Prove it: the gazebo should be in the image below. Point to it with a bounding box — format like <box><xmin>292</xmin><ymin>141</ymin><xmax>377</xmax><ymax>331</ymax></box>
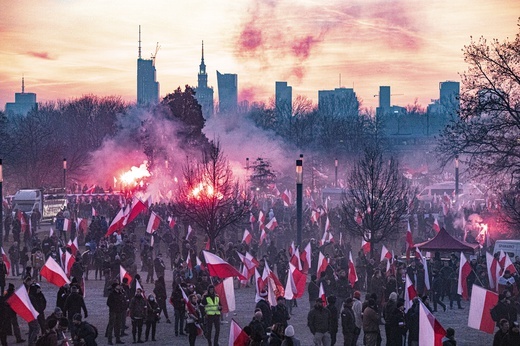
<box><xmin>415</xmin><ymin>228</ymin><xmax>479</xmax><ymax>253</ymax></box>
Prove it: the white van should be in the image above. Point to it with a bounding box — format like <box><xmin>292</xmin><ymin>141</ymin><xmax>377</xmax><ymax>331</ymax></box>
<box><xmin>494</xmin><ymin>240</ymin><xmax>520</xmax><ymax>259</ymax></box>
<box><xmin>416</xmin><ymin>182</ymin><xmax>484</xmax><ymax>202</ymax></box>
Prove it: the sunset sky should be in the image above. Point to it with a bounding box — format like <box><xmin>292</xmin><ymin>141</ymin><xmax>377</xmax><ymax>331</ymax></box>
<box><xmin>1</xmin><ymin>0</ymin><xmax>519</xmax><ymax>111</ymax></box>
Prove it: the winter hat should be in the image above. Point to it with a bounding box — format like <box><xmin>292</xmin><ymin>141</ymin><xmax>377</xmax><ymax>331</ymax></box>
<box><xmin>73</xmin><ymin>313</ymin><xmax>82</xmax><ymax>322</ymax></box>
<box><xmin>259</xmin><ymin>290</ymin><xmax>268</xmax><ymax>298</ymax></box>
<box><xmin>353</xmin><ymin>291</ymin><xmax>361</xmax><ymax>299</ymax></box>
<box><xmin>285</xmin><ymin>325</ymin><xmax>295</xmax><ymax>337</ymax></box>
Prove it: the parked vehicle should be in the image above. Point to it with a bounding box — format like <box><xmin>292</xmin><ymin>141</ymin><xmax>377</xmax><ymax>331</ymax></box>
<box><xmin>494</xmin><ymin>239</ymin><xmax>520</xmax><ymax>259</ymax></box>
<box><xmin>12</xmin><ymin>188</ymin><xmax>67</xmax><ymax>222</ymax></box>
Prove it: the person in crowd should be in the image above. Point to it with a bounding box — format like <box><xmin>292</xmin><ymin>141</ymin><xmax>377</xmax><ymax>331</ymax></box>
<box><xmin>362</xmin><ymin>299</ymin><xmax>380</xmax><ymax>346</ymax></box>
<box><xmin>448</xmin><ymin>271</ymin><xmax>463</xmax><ymax>309</ymax></box>
<box><xmin>31</xmin><ymin>249</ymin><xmax>44</xmax><ymax>281</ymax></box>
<box><xmin>326</xmin><ymin>296</ymin><xmax>339</xmax><ymax>346</ymax></box>
<box><xmin>268</xmin><ymin>323</ymin><xmax>285</xmax><ymax>346</ymax></box>
<box><xmin>432</xmin><ymin>272</ymin><xmax>447</xmax><ymax>312</ymax></box>
<box><xmin>185</xmin><ymin>293</ymin><xmax>202</xmax><ymax>346</ymax></box>
<box><xmin>3</xmin><ymin>283</ymin><xmax>25</xmax><ymax>343</ymax></box>
<box><xmin>72</xmin><ymin>314</ymin><xmax>98</xmax><ymax>346</ymax></box>
<box><xmin>201</xmin><ymin>284</ymin><xmax>222</xmax><ymax>346</ymax></box>
<box><xmin>386</xmin><ymin>300</ymin><xmax>406</xmax><ymax>346</ymax></box>
<box><xmin>281</xmin><ymin>324</ymin><xmax>300</xmax><ymax>346</ymax></box>
<box><xmin>502</xmin><ymin>321</ymin><xmax>520</xmax><ymax>345</ymax></box>
<box><xmin>351</xmin><ymin>291</ymin><xmax>363</xmax><ymax>346</ymax></box>
<box><xmin>0</xmin><ymin>296</ymin><xmax>11</xmax><ymax>346</ymax></box>
<box><xmin>145</xmin><ymin>294</ymin><xmax>160</xmax><ymax>342</ymax></box>
<box><xmin>341</xmin><ymin>297</ymin><xmax>356</xmax><ymax>346</ymax></box>
<box><xmin>256</xmin><ymin>290</ymin><xmax>273</xmax><ymax>330</ymax></box>
<box><xmin>170</xmin><ymin>281</ymin><xmax>186</xmax><ymax>336</ymax></box>
<box><xmin>307</xmin><ymin>298</ymin><xmax>331</xmax><ymax>346</ymax></box>
<box><xmin>29</xmin><ymin>283</ymin><xmax>47</xmax><ymax>336</ymax></box>
<box><xmin>249</xmin><ymin>310</ymin><xmax>267</xmax><ymax>345</ymax></box>
<box><xmin>272</xmin><ymin>296</ymin><xmax>291</xmax><ymax>329</ymax></box>
<box><xmin>308</xmin><ymin>275</ymin><xmax>320</xmax><ymax>309</ymax></box>
<box><xmin>64</xmin><ymin>285</ymin><xmax>88</xmax><ymax>340</ymax></box>
<box><xmin>154</xmin><ymin>253</ymin><xmax>166</xmax><ymax>279</ymax></box>
<box><xmin>491</xmin><ymin>292</ymin><xmax>518</xmax><ymax>327</ymax></box>
<box><xmin>106</xmin><ymin>282</ymin><xmax>126</xmax><ymax>345</ymax></box>
<box><xmin>442</xmin><ymin>327</ymin><xmax>456</xmax><ymax>346</ymax></box>
<box><xmin>493</xmin><ymin>319</ymin><xmax>510</xmax><ymax>346</ymax></box>
<box><xmin>0</xmin><ymin>257</ymin><xmax>7</xmax><ymax>295</ymax></box>
<box><xmin>129</xmin><ymin>287</ymin><xmax>147</xmax><ymax>343</ymax></box>
<box><xmin>153</xmin><ymin>276</ymin><xmax>171</xmax><ymax>323</ymax></box>
<box><xmin>8</xmin><ymin>242</ymin><xmax>20</xmax><ymax>276</ymax></box>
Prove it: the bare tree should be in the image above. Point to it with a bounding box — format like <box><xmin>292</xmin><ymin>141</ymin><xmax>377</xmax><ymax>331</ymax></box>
<box><xmin>341</xmin><ymin>145</ymin><xmax>415</xmax><ymax>256</ymax></box>
<box><xmin>173</xmin><ymin>141</ymin><xmax>249</xmax><ymax>250</ymax></box>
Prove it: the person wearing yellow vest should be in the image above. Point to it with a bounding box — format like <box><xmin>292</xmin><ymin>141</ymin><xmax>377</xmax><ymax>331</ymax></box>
<box><xmin>201</xmin><ymin>284</ymin><xmax>222</xmax><ymax>346</ymax></box>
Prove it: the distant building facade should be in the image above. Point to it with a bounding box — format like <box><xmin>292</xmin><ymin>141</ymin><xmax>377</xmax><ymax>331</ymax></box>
<box><xmin>216</xmin><ymin>71</ymin><xmax>237</xmax><ymax>114</ymax></box>
<box><xmin>318</xmin><ymin>87</ymin><xmax>359</xmax><ymax>117</ymax></box>
<box><xmin>194</xmin><ymin>41</ymin><xmax>214</xmax><ymax>119</ymax></box>
<box><xmin>376</xmin><ymin>86</ymin><xmax>391</xmax><ymax>116</ymax></box>
<box><xmin>427</xmin><ymin>80</ymin><xmax>460</xmax><ymax>118</ymax></box>
<box><xmin>5</xmin><ymin>77</ymin><xmax>37</xmax><ymax>116</ymax></box>
<box><xmin>275</xmin><ymin>81</ymin><xmax>292</xmax><ymax>117</ymax></box>
<box><xmin>137</xmin><ymin>27</ymin><xmax>160</xmax><ymax>105</ymax></box>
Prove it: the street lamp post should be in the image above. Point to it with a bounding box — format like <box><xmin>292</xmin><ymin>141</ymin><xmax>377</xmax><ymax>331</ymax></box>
<box><xmin>335</xmin><ymin>158</ymin><xmax>338</xmax><ymax>187</ymax></box>
<box><xmin>63</xmin><ymin>158</ymin><xmax>67</xmax><ymax>192</ymax></box>
<box><xmin>296</xmin><ymin>157</ymin><xmax>303</xmax><ymax>246</ymax></box>
<box><xmin>455</xmin><ymin>155</ymin><xmax>459</xmax><ymax>198</ymax></box>
<box><xmin>0</xmin><ymin>159</ymin><xmax>3</xmax><ymax>250</ymax></box>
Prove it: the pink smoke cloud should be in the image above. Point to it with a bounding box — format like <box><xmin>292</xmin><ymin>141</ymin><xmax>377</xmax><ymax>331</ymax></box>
<box><xmin>26</xmin><ymin>51</ymin><xmax>54</xmax><ymax>60</ymax></box>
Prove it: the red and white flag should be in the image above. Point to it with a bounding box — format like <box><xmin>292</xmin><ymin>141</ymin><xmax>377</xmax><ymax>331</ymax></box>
<box><xmin>124</xmin><ymin>197</ymin><xmax>147</xmax><ymax>225</ymax></box>
<box><xmin>179</xmin><ymin>285</ymin><xmax>204</xmax><ymax>335</ymax></box>
<box><xmin>263</xmin><ymin>262</ymin><xmax>284</xmax><ymax>305</ymax></box>
<box><xmin>319</xmin><ymin>282</ymin><xmax>326</xmax><ymax>306</ymax></box>
<box><xmin>311</xmin><ymin>209</ymin><xmax>320</xmax><ymax>224</ymax></box>
<box><xmin>324</xmin><ymin>216</ymin><xmax>331</xmax><ymax>232</ymax></box>
<box><xmin>281</xmin><ymin>189</ymin><xmax>292</xmax><ymax>207</ymax></box>
<box><xmin>6</xmin><ymin>285</ymin><xmax>39</xmax><ymax>322</ymax></box>
<box><xmin>348</xmin><ymin>251</ymin><xmax>358</xmax><ymax>288</ymax></box>
<box><xmin>249</xmin><ymin>212</ymin><xmax>256</xmax><ymax>224</ymax></box>
<box><xmin>63</xmin><ymin>218</ymin><xmax>72</xmax><ymax>232</ymax></box>
<box><xmin>242</xmin><ymin>229</ymin><xmax>252</xmax><ymax>245</ymax></box>
<box><xmin>265</xmin><ymin>217</ymin><xmax>278</xmax><ymax>231</ymax></box>
<box><xmin>361</xmin><ymin>239</ymin><xmax>371</xmax><ymax>254</ymax></box>
<box><xmin>41</xmin><ymin>256</ymin><xmax>71</xmax><ymax>287</ymax></box>
<box><xmin>381</xmin><ymin>245</ymin><xmax>392</xmax><ymax>262</ymax></box>
<box><xmin>186</xmin><ymin>225</ymin><xmax>194</xmax><ymax>239</ymax></box>
<box><xmin>167</xmin><ymin>216</ymin><xmax>176</xmax><ymax>228</ymax></box>
<box><xmin>64</xmin><ymin>251</ymin><xmax>75</xmax><ymax>277</ymax></box>
<box><xmin>106</xmin><ymin>206</ymin><xmax>128</xmax><ymax>236</ymax></box>
<box><xmin>432</xmin><ymin>217</ymin><xmax>441</xmax><ymax>233</ymax></box>
<box><xmin>203</xmin><ymin>251</ymin><xmax>246</xmax><ymax>280</ymax></box>
<box><xmin>229</xmin><ymin>319</ymin><xmax>250</xmax><ymax>346</ymax></box>
<box><xmin>236</xmin><ymin>251</ymin><xmax>258</xmax><ymax>280</ymax></box>
<box><xmin>135</xmin><ymin>280</ymin><xmax>145</xmax><ymax>297</ymax></box>
<box><xmin>290</xmin><ymin>246</ymin><xmax>301</xmax><ymax>271</ymax></box>
<box><xmin>486</xmin><ymin>252</ymin><xmax>499</xmax><ymax>291</ymax></box>
<box><xmin>404</xmin><ymin>274</ymin><xmax>417</xmax><ymax>311</ymax></box>
<box><xmin>317</xmin><ymin>252</ymin><xmax>328</xmax><ymax>278</ymax></box>
<box><xmin>92</xmin><ymin>206</ymin><xmax>97</xmax><ymax>217</ymax></box>
<box><xmin>215</xmin><ymin>277</ymin><xmax>235</xmax><ymax>313</ymax></box>
<box><xmin>120</xmin><ymin>265</ymin><xmax>133</xmax><ymax>284</ymax></box>
<box><xmin>419</xmin><ymin>300</ymin><xmax>446</xmax><ymax>346</ymax></box>
<box><xmin>67</xmin><ymin>237</ymin><xmax>78</xmax><ymax>256</ymax></box>
<box><xmin>77</xmin><ymin>218</ymin><xmax>88</xmax><ymax>234</ymax></box>
<box><xmin>406</xmin><ymin>220</ymin><xmax>414</xmax><ymax>249</ymax></box>
<box><xmin>1</xmin><ymin>247</ymin><xmax>10</xmax><ymax>275</ymax></box>
<box><xmin>300</xmin><ymin>242</ymin><xmax>311</xmax><ymax>274</ymax></box>
<box><xmin>421</xmin><ymin>255</ymin><xmax>431</xmax><ymax>291</ymax></box>
<box><xmin>146</xmin><ymin>212</ymin><xmax>161</xmax><ymax>235</ymax></box>
<box><xmin>457</xmin><ymin>252</ymin><xmax>472</xmax><ymax>300</ymax></box>
<box><xmin>258</xmin><ymin>211</ymin><xmax>265</xmax><ymax>225</ymax></box>
<box><xmin>502</xmin><ymin>254</ymin><xmax>518</xmax><ymax>275</ymax></box>
<box><xmin>468</xmin><ymin>284</ymin><xmax>499</xmax><ymax>334</ymax></box>
<box><xmin>288</xmin><ymin>262</ymin><xmax>306</xmax><ymax>299</ymax></box>
<box><xmin>259</xmin><ymin>228</ymin><xmax>267</xmax><ymax>245</ymax></box>
<box><xmin>284</xmin><ymin>265</ymin><xmax>295</xmax><ymax>300</ymax></box>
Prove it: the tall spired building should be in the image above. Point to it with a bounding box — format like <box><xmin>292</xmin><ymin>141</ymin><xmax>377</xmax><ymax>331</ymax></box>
<box><xmin>194</xmin><ymin>41</ymin><xmax>214</xmax><ymax>119</ymax></box>
<box><xmin>137</xmin><ymin>26</ymin><xmax>160</xmax><ymax>105</ymax></box>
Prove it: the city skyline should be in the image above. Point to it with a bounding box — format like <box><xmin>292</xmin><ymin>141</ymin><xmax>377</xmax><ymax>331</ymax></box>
<box><xmin>1</xmin><ymin>0</ymin><xmax>519</xmax><ymax>111</ymax></box>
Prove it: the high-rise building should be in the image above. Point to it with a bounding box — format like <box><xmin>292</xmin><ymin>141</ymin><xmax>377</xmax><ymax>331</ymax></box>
<box><xmin>5</xmin><ymin>77</ymin><xmax>37</xmax><ymax>116</ymax></box>
<box><xmin>275</xmin><ymin>81</ymin><xmax>292</xmax><ymax>117</ymax></box>
<box><xmin>377</xmin><ymin>86</ymin><xmax>391</xmax><ymax>115</ymax></box>
<box><xmin>194</xmin><ymin>41</ymin><xmax>214</xmax><ymax>119</ymax></box>
<box><xmin>439</xmin><ymin>81</ymin><xmax>460</xmax><ymax>112</ymax></box>
<box><xmin>318</xmin><ymin>87</ymin><xmax>359</xmax><ymax>117</ymax></box>
<box><xmin>216</xmin><ymin>71</ymin><xmax>237</xmax><ymax>114</ymax></box>
<box><xmin>137</xmin><ymin>26</ymin><xmax>159</xmax><ymax>105</ymax></box>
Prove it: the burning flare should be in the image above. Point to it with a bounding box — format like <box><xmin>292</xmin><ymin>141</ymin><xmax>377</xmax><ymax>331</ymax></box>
<box><xmin>120</xmin><ymin>161</ymin><xmax>151</xmax><ymax>186</ymax></box>
<box><xmin>190</xmin><ymin>181</ymin><xmax>223</xmax><ymax>200</ymax></box>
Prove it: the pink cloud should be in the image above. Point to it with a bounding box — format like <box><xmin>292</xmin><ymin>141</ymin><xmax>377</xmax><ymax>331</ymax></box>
<box><xmin>26</xmin><ymin>51</ymin><xmax>54</xmax><ymax>60</ymax></box>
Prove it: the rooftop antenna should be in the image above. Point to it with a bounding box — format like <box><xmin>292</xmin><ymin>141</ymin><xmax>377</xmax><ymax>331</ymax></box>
<box><xmin>201</xmin><ymin>40</ymin><xmax>205</xmax><ymax>63</ymax></box>
<box><xmin>22</xmin><ymin>75</ymin><xmax>25</xmax><ymax>93</ymax></box>
<box><xmin>138</xmin><ymin>25</ymin><xmax>142</xmax><ymax>59</ymax></box>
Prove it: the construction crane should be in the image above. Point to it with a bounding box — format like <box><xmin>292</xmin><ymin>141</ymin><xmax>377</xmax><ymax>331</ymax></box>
<box><xmin>151</xmin><ymin>42</ymin><xmax>160</xmax><ymax>66</ymax></box>
<box><xmin>373</xmin><ymin>93</ymin><xmax>404</xmax><ymax>97</ymax></box>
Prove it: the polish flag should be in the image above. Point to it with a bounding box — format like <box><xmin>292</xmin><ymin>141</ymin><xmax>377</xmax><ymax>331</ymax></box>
<box><xmin>215</xmin><ymin>277</ymin><xmax>235</xmax><ymax>313</ymax></box>
<box><xmin>242</xmin><ymin>229</ymin><xmax>252</xmax><ymax>245</ymax></box>
<box><xmin>1</xmin><ymin>247</ymin><xmax>10</xmax><ymax>275</ymax></box>
<box><xmin>229</xmin><ymin>319</ymin><xmax>250</xmax><ymax>346</ymax></box>
<box><xmin>300</xmin><ymin>242</ymin><xmax>311</xmax><ymax>274</ymax></box>
<box><xmin>311</xmin><ymin>209</ymin><xmax>320</xmax><ymax>224</ymax></box>
<box><xmin>263</xmin><ymin>261</ymin><xmax>285</xmax><ymax>304</ymax></box>
<box><xmin>458</xmin><ymin>252</ymin><xmax>472</xmax><ymax>300</ymax></box>
<box><xmin>92</xmin><ymin>206</ymin><xmax>97</xmax><ymax>217</ymax></box>
<box><xmin>67</xmin><ymin>237</ymin><xmax>78</xmax><ymax>256</ymax></box>
<box><xmin>319</xmin><ymin>282</ymin><xmax>326</xmax><ymax>306</ymax></box>
<box><xmin>361</xmin><ymin>239</ymin><xmax>371</xmax><ymax>254</ymax></box>
<box><xmin>254</xmin><ymin>269</ymin><xmax>266</xmax><ymax>303</ymax></box>
<box><xmin>324</xmin><ymin>216</ymin><xmax>331</xmax><ymax>231</ymax></box>
<box><xmin>179</xmin><ymin>285</ymin><xmax>204</xmax><ymax>335</ymax></box>
<box><xmin>186</xmin><ymin>225</ymin><xmax>194</xmax><ymax>239</ymax></box>
<box><xmin>146</xmin><ymin>212</ymin><xmax>161</xmax><ymax>235</ymax></box>
<box><xmin>284</xmin><ymin>265</ymin><xmax>295</xmax><ymax>300</ymax></box>
<box><xmin>236</xmin><ymin>251</ymin><xmax>258</xmax><ymax>280</ymax></box>
<box><xmin>289</xmin><ymin>262</ymin><xmax>306</xmax><ymax>299</ymax></box>
<box><xmin>203</xmin><ymin>251</ymin><xmax>246</xmax><ymax>280</ymax></box>
<box><xmin>381</xmin><ymin>245</ymin><xmax>392</xmax><ymax>262</ymax></box>
<box><xmin>167</xmin><ymin>216</ymin><xmax>176</xmax><ymax>228</ymax></box>
<box><xmin>289</xmin><ymin>242</ymin><xmax>295</xmax><ymax>257</ymax></box>
<box><xmin>419</xmin><ymin>300</ymin><xmax>446</xmax><ymax>346</ymax></box>
<box><xmin>6</xmin><ymin>285</ymin><xmax>39</xmax><ymax>322</ymax></box>
<box><xmin>40</xmin><ymin>256</ymin><xmax>71</xmax><ymax>287</ymax></box>
<box><xmin>124</xmin><ymin>197</ymin><xmax>148</xmax><ymax>225</ymax></box>
<box><xmin>348</xmin><ymin>251</ymin><xmax>358</xmax><ymax>288</ymax></box>
<box><xmin>64</xmin><ymin>251</ymin><xmax>75</xmax><ymax>277</ymax></box>
<box><xmin>486</xmin><ymin>252</ymin><xmax>499</xmax><ymax>291</ymax></box>
<box><xmin>77</xmin><ymin>218</ymin><xmax>88</xmax><ymax>234</ymax></box>
<box><xmin>281</xmin><ymin>189</ymin><xmax>292</xmax><ymax>207</ymax></box>
<box><xmin>468</xmin><ymin>284</ymin><xmax>499</xmax><ymax>334</ymax></box>
<box><xmin>135</xmin><ymin>280</ymin><xmax>145</xmax><ymax>297</ymax></box>
<box><xmin>63</xmin><ymin>218</ymin><xmax>72</xmax><ymax>232</ymax></box>
<box><xmin>317</xmin><ymin>252</ymin><xmax>328</xmax><ymax>278</ymax></box>
<box><xmin>120</xmin><ymin>265</ymin><xmax>133</xmax><ymax>284</ymax></box>
<box><xmin>249</xmin><ymin>212</ymin><xmax>256</xmax><ymax>224</ymax></box>
<box><xmin>49</xmin><ymin>227</ymin><xmax>54</xmax><ymax>237</ymax></box>
<box><xmin>290</xmin><ymin>246</ymin><xmax>302</xmax><ymax>271</ymax></box>
<box><xmin>259</xmin><ymin>228</ymin><xmax>267</xmax><ymax>245</ymax></box>
<box><xmin>258</xmin><ymin>211</ymin><xmax>265</xmax><ymax>225</ymax></box>
<box><xmin>266</xmin><ymin>217</ymin><xmax>278</xmax><ymax>231</ymax></box>
<box><xmin>502</xmin><ymin>254</ymin><xmax>518</xmax><ymax>275</ymax></box>
<box><xmin>106</xmin><ymin>207</ymin><xmax>128</xmax><ymax>236</ymax></box>
<box><xmin>421</xmin><ymin>255</ymin><xmax>431</xmax><ymax>291</ymax></box>
<box><xmin>406</xmin><ymin>220</ymin><xmax>414</xmax><ymax>249</ymax></box>
<box><xmin>272</xmin><ymin>184</ymin><xmax>281</xmax><ymax>196</ymax></box>
<box><xmin>404</xmin><ymin>274</ymin><xmax>417</xmax><ymax>311</ymax></box>
<box><xmin>432</xmin><ymin>217</ymin><xmax>441</xmax><ymax>233</ymax></box>
<box><xmin>185</xmin><ymin>252</ymin><xmax>193</xmax><ymax>270</ymax></box>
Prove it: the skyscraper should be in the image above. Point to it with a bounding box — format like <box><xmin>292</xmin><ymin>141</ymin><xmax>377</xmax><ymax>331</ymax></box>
<box><xmin>275</xmin><ymin>81</ymin><xmax>292</xmax><ymax>117</ymax></box>
<box><xmin>439</xmin><ymin>81</ymin><xmax>460</xmax><ymax>113</ymax></box>
<box><xmin>137</xmin><ymin>26</ymin><xmax>159</xmax><ymax>106</ymax></box>
<box><xmin>318</xmin><ymin>87</ymin><xmax>359</xmax><ymax>117</ymax></box>
<box><xmin>377</xmin><ymin>86</ymin><xmax>391</xmax><ymax>115</ymax></box>
<box><xmin>216</xmin><ymin>71</ymin><xmax>237</xmax><ymax>114</ymax></box>
<box><xmin>5</xmin><ymin>77</ymin><xmax>37</xmax><ymax>115</ymax></box>
<box><xmin>194</xmin><ymin>41</ymin><xmax>214</xmax><ymax>119</ymax></box>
